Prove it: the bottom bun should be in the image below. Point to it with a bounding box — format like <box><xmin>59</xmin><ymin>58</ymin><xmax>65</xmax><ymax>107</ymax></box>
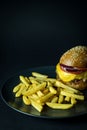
<box><xmin>65</xmin><ymin>79</ymin><xmax>87</xmax><ymax>90</ymax></box>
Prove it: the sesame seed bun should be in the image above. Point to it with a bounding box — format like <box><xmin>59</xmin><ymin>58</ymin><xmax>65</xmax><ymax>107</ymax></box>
<box><xmin>59</xmin><ymin>45</ymin><xmax>87</xmax><ymax>68</ymax></box>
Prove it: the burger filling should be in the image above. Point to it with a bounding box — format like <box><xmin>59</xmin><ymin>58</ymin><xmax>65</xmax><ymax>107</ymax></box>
<box><xmin>56</xmin><ymin>64</ymin><xmax>87</xmax><ymax>90</ymax></box>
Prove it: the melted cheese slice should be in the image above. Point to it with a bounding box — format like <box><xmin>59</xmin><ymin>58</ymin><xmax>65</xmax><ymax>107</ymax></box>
<box><xmin>56</xmin><ymin>64</ymin><xmax>87</xmax><ymax>82</ymax></box>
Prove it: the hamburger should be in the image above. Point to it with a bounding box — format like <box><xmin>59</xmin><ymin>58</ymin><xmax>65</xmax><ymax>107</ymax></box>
<box><xmin>56</xmin><ymin>45</ymin><xmax>87</xmax><ymax>90</ymax></box>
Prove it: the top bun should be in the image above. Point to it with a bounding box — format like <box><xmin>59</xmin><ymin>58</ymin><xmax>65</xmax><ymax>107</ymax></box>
<box><xmin>59</xmin><ymin>45</ymin><xmax>87</xmax><ymax>68</ymax></box>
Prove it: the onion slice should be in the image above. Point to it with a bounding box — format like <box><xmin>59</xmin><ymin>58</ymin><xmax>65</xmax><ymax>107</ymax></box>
<box><xmin>60</xmin><ymin>64</ymin><xmax>87</xmax><ymax>74</ymax></box>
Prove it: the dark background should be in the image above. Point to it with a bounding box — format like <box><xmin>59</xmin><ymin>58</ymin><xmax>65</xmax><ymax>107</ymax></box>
<box><xmin>0</xmin><ymin>1</ymin><xmax>87</xmax><ymax>130</ymax></box>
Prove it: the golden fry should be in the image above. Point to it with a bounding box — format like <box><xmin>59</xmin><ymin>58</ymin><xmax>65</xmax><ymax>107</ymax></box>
<box><xmin>32</xmin><ymin>72</ymin><xmax>48</xmax><ymax>78</ymax></box>
<box><xmin>42</xmin><ymin>88</ymin><xmax>49</xmax><ymax>94</ymax></box>
<box><xmin>49</xmin><ymin>86</ymin><xmax>57</xmax><ymax>94</ymax></box>
<box><xmin>51</xmin><ymin>96</ymin><xmax>58</xmax><ymax>103</ymax></box>
<box><xmin>23</xmin><ymin>95</ymin><xmax>31</xmax><ymax>105</ymax></box>
<box><xmin>19</xmin><ymin>75</ymin><xmax>29</xmax><ymax>87</ymax></box>
<box><xmin>58</xmin><ymin>94</ymin><xmax>64</xmax><ymax>103</ymax></box>
<box><xmin>65</xmin><ymin>96</ymin><xmax>70</xmax><ymax>102</ymax></box>
<box><xmin>23</xmin><ymin>82</ymin><xmax>46</xmax><ymax>96</ymax></box>
<box><xmin>37</xmin><ymin>90</ymin><xmax>44</xmax><ymax>97</ymax></box>
<box><xmin>37</xmin><ymin>92</ymin><xmax>54</xmax><ymax>104</ymax></box>
<box><xmin>29</xmin><ymin>77</ymin><xmax>39</xmax><ymax>84</ymax></box>
<box><xmin>30</xmin><ymin>93</ymin><xmax>39</xmax><ymax>100</ymax></box>
<box><xmin>61</xmin><ymin>90</ymin><xmax>84</xmax><ymax>100</ymax></box>
<box><xmin>46</xmin><ymin>102</ymin><xmax>73</xmax><ymax>109</ymax></box>
<box><xmin>46</xmin><ymin>78</ymin><xmax>56</xmax><ymax>84</ymax></box>
<box><xmin>15</xmin><ymin>84</ymin><xmax>25</xmax><ymax>97</ymax></box>
<box><xmin>25</xmin><ymin>77</ymin><xmax>30</xmax><ymax>83</ymax></box>
<box><xmin>29</xmin><ymin>98</ymin><xmax>43</xmax><ymax>112</ymax></box>
<box><xmin>71</xmin><ymin>97</ymin><xmax>77</xmax><ymax>105</ymax></box>
<box><xmin>13</xmin><ymin>83</ymin><xmax>22</xmax><ymax>93</ymax></box>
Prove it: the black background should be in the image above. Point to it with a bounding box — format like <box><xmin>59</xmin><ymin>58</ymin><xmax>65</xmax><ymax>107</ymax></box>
<box><xmin>0</xmin><ymin>1</ymin><xmax>87</xmax><ymax>130</ymax></box>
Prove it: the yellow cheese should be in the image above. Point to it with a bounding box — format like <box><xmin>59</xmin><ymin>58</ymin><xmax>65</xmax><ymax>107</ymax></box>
<box><xmin>56</xmin><ymin>64</ymin><xmax>87</xmax><ymax>82</ymax></box>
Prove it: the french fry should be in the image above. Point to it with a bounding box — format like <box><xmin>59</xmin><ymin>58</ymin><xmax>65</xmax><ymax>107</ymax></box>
<box><xmin>46</xmin><ymin>78</ymin><xmax>56</xmax><ymax>84</ymax></box>
<box><xmin>65</xmin><ymin>96</ymin><xmax>70</xmax><ymax>102</ymax></box>
<box><xmin>46</xmin><ymin>102</ymin><xmax>73</xmax><ymax>109</ymax></box>
<box><xmin>21</xmin><ymin>84</ymin><xmax>32</xmax><ymax>95</ymax></box>
<box><xmin>35</xmin><ymin>77</ymin><xmax>46</xmax><ymax>83</ymax></box>
<box><xmin>15</xmin><ymin>84</ymin><xmax>26</xmax><ymax>97</ymax></box>
<box><xmin>32</xmin><ymin>72</ymin><xmax>48</xmax><ymax>78</ymax></box>
<box><xmin>58</xmin><ymin>94</ymin><xmax>64</xmax><ymax>103</ymax></box>
<box><xmin>61</xmin><ymin>90</ymin><xmax>84</xmax><ymax>100</ymax></box>
<box><xmin>19</xmin><ymin>75</ymin><xmax>29</xmax><ymax>87</ymax></box>
<box><xmin>21</xmin><ymin>85</ymin><xmax>29</xmax><ymax>94</ymax></box>
<box><xmin>37</xmin><ymin>90</ymin><xmax>44</xmax><ymax>97</ymax></box>
<box><xmin>49</xmin><ymin>86</ymin><xmax>57</xmax><ymax>94</ymax></box>
<box><xmin>23</xmin><ymin>82</ymin><xmax>46</xmax><ymax>96</ymax></box>
<box><xmin>30</xmin><ymin>93</ymin><xmax>39</xmax><ymax>100</ymax></box>
<box><xmin>47</xmin><ymin>81</ymin><xmax>52</xmax><ymax>87</ymax></box>
<box><xmin>25</xmin><ymin>77</ymin><xmax>30</xmax><ymax>83</ymax></box>
<box><xmin>71</xmin><ymin>97</ymin><xmax>77</xmax><ymax>105</ymax></box>
<box><xmin>37</xmin><ymin>92</ymin><xmax>54</xmax><ymax>104</ymax></box>
<box><xmin>23</xmin><ymin>95</ymin><xmax>31</xmax><ymax>105</ymax></box>
<box><xmin>29</xmin><ymin>98</ymin><xmax>43</xmax><ymax>112</ymax></box>
<box><xmin>42</xmin><ymin>88</ymin><xmax>49</xmax><ymax>94</ymax></box>
<box><xmin>51</xmin><ymin>96</ymin><xmax>58</xmax><ymax>103</ymax></box>
<box><xmin>13</xmin><ymin>83</ymin><xmax>22</xmax><ymax>93</ymax></box>
<box><xmin>29</xmin><ymin>77</ymin><xmax>39</xmax><ymax>84</ymax></box>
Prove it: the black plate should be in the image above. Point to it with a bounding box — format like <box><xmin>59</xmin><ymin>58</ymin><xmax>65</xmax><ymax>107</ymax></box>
<box><xmin>1</xmin><ymin>66</ymin><xmax>87</xmax><ymax>119</ymax></box>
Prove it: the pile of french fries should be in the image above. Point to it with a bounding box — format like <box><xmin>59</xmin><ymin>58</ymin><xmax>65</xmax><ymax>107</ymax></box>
<box><xmin>13</xmin><ymin>72</ymin><xmax>84</xmax><ymax>112</ymax></box>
